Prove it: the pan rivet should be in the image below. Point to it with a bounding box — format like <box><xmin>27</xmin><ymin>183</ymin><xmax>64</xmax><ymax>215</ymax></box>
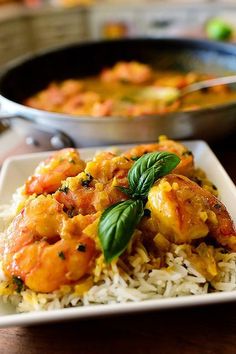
<box><xmin>25</xmin><ymin>136</ymin><xmax>40</xmax><ymax>147</ymax></box>
<box><xmin>51</xmin><ymin>134</ymin><xmax>70</xmax><ymax>149</ymax></box>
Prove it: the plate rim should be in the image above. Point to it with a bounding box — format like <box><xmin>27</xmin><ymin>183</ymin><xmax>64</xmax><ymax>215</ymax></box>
<box><xmin>1</xmin><ymin>290</ymin><xmax>236</xmax><ymax>329</ymax></box>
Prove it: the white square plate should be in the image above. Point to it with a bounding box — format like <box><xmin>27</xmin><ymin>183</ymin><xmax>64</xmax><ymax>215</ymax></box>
<box><xmin>0</xmin><ymin>140</ymin><xmax>235</xmax><ymax>328</ymax></box>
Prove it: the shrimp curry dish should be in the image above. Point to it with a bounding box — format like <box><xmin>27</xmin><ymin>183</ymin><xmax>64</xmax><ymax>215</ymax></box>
<box><xmin>24</xmin><ymin>61</ymin><xmax>236</xmax><ymax>118</ymax></box>
<box><xmin>0</xmin><ymin>137</ymin><xmax>235</xmax><ymax>312</ymax></box>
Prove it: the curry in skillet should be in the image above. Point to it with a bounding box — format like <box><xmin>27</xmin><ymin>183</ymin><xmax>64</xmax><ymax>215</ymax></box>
<box><xmin>24</xmin><ymin>61</ymin><xmax>236</xmax><ymax>117</ymax></box>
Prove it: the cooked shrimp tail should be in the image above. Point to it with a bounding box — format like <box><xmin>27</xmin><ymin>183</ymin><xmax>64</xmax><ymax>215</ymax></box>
<box><xmin>147</xmin><ymin>174</ymin><xmax>236</xmax><ymax>250</ymax></box>
<box><xmin>2</xmin><ymin>195</ymin><xmax>96</xmax><ymax>293</ymax></box>
<box><xmin>25</xmin><ymin>148</ymin><xmax>85</xmax><ymax>195</ymax></box>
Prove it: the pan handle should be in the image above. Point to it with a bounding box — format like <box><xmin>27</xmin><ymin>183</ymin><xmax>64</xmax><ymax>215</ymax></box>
<box><xmin>0</xmin><ymin>112</ymin><xmax>15</xmax><ymax>121</ymax></box>
<box><xmin>0</xmin><ymin>112</ymin><xmax>75</xmax><ymax>149</ymax></box>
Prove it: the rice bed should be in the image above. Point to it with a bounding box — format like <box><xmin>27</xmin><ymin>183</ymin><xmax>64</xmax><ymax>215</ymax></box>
<box><xmin>0</xmin><ymin>241</ymin><xmax>235</xmax><ymax>313</ymax></box>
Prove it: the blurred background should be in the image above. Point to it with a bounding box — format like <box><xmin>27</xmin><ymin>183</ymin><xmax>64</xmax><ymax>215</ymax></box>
<box><xmin>1</xmin><ymin>0</ymin><xmax>236</xmax><ymax>68</ymax></box>
<box><xmin>0</xmin><ymin>0</ymin><xmax>236</xmax><ymax>166</ymax></box>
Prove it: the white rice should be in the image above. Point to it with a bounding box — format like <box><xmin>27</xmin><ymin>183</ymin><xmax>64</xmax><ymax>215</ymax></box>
<box><xmin>0</xmin><ymin>200</ymin><xmax>235</xmax><ymax>313</ymax></box>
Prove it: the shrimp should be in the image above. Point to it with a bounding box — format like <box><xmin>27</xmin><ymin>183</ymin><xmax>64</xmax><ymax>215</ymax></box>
<box><xmin>62</xmin><ymin>91</ymin><xmax>101</xmax><ymax>115</ymax></box>
<box><xmin>25</xmin><ymin>81</ymin><xmax>84</xmax><ymax>112</ymax></box>
<box><xmin>2</xmin><ymin>195</ymin><xmax>96</xmax><ymax>293</ymax></box>
<box><xmin>54</xmin><ymin>152</ymin><xmax>132</xmax><ymax>215</ymax></box>
<box><xmin>35</xmin><ymin>83</ymin><xmax>65</xmax><ymax>111</ymax></box>
<box><xmin>25</xmin><ymin>148</ymin><xmax>85</xmax><ymax>195</ymax></box>
<box><xmin>123</xmin><ymin>138</ymin><xmax>194</xmax><ymax>177</ymax></box>
<box><xmin>147</xmin><ymin>174</ymin><xmax>236</xmax><ymax>250</ymax></box>
<box><xmin>60</xmin><ymin>79</ymin><xmax>84</xmax><ymax>97</ymax></box>
<box><xmin>100</xmin><ymin>61</ymin><xmax>153</xmax><ymax>84</ymax></box>
<box><xmin>91</xmin><ymin>99</ymin><xmax>114</xmax><ymax>117</ymax></box>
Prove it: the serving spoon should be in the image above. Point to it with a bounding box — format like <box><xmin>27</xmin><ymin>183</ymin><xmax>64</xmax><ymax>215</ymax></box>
<box><xmin>180</xmin><ymin>74</ymin><xmax>236</xmax><ymax>97</ymax></box>
<box><xmin>140</xmin><ymin>74</ymin><xmax>236</xmax><ymax>103</ymax></box>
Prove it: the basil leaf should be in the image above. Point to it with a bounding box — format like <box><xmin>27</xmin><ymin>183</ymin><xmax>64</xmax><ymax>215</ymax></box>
<box><xmin>128</xmin><ymin>152</ymin><xmax>180</xmax><ymax>197</ymax></box>
<box><xmin>133</xmin><ymin>166</ymin><xmax>156</xmax><ymax>198</ymax></box>
<box><xmin>98</xmin><ymin>199</ymin><xmax>144</xmax><ymax>263</ymax></box>
<box><xmin>116</xmin><ymin>186</ymin><xmax>132</xmax><ymax>197</ymax></box>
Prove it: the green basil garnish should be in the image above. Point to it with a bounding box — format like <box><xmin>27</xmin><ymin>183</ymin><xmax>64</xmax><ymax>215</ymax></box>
<box><xmin>132</xmin><ymin>166</ymin><xmax>156</xmax><ymax>199</ymax></box>
<box><xmin>116</xmin><ymin>186</ymin><xmax>132</xmax><ymax>197</ymax></box>
<box><xmin>128</xmin><ymin>152</ymin><xmax>180</xmax><ymax>198</ymax></box>
<box><xmin>98</xmin><ymin>200</ymin><xmax>144</xmax><ymax>263</ymax></box>
<box><xmin>98</xmin><ymin>150</ymin><xmax>180</xmax><ymax>262</ymax></box>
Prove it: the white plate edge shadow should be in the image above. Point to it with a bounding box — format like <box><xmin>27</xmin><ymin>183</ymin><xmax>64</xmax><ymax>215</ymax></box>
<box><xmin>1</xmin><ymin>290</ymin><xmax>236</xmax><ymax>328</ymax></box>
<box><xmin>0</xmin><ymin>140</ymin><xmax>235</xmax><ymax>327</ymax></box>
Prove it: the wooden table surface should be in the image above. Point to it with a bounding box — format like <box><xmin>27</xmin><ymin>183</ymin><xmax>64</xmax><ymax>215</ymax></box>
<box><xmin>0</xmin><ymin>133</ymin><xmax>235</xmax><ymax>354</ymax></box>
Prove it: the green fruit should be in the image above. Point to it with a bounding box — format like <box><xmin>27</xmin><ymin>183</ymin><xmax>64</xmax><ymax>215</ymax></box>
<box><xmin>206</xmin><ymin>18</ymin><xmax>233</xmax><ymax>41</ymax></box>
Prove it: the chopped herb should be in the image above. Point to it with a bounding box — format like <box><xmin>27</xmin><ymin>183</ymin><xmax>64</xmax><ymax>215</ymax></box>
<box><xmin>182</xmin><ymin>150</ymin><xmax>193</xmax><ymax>156</ymax></box>
<box><xmin>67</xmin><ymin>207</ymin><xmax>76</xmax><ymax>218</ymax></box>
<box><xmin>69</xmin><ymin>159</ymin><xmax>76</xmax><ymax>164</ymax></box>
<box><xmin>12</xmin><ymin>275</ymin><xmax>24</xmax><ymax>293</ymax></box>
<box><xmin>214</xmin><ymin>203</ymin><xmax>221</xmax><ymax>210</ymax></box>
<box><xmin>212</xmin><ymin>184</ymin><xmax>217</xmax><ymax>190</ymax></box>
<box><xmin>131</xmin><ymin>156</ymin><xmax>139</xmax><ymax>161</ymax></box>
<box><xmin>81</xmin><ymin>173</ymin><xmax>93</xmax><ymax>188</ymax></box>
<box><xmin>77</xmin><ymin>244</ymin><xmax>86</xmax><ymax>252</ymax></box>
<box><xmin>58</xmin><ymin>251</ymin><xmax>65</xmax><ymax>260</ymax></box>
<box><xmin>144</xmin><ymin>208</ymin><xmax>151</xmax><ymax>217</ymax></box>
<box><xmin>58</xmin><ymin>185</ymin><xmax>69</xmax><ymax>194</ymax></box>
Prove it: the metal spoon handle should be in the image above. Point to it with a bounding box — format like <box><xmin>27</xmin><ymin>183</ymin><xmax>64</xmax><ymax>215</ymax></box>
<box><xmin>181</xmin><ymin>75</ymin><xmax>236</xmax><ymax>97</ymax></box>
